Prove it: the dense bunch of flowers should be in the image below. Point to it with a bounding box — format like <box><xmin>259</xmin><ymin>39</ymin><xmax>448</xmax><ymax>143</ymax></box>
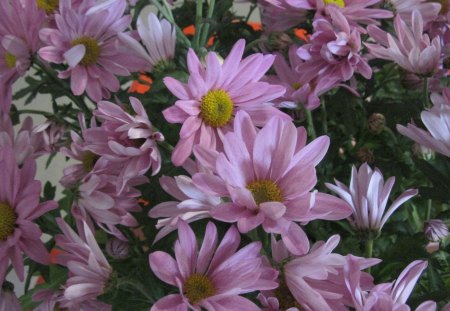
<box><xmin>0</xmin><ymin>0</ymin><xmax>449</xmax><ymax>310</ymax></box>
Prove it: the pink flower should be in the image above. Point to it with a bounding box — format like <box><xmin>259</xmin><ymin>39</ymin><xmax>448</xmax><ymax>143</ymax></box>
<box><xmin>0</xmin><ymin>0</ymin><xmax>45</xmax><ymax>112</ymax></box>
<box><xmin>390</xmin><ymin>0</ymin><xmax>441</xmax><ymax>26</ymax></box>
<box><xmin>366</xmin><ymin>10</ymin><xmax>442</xmax><ymax>76</ymax></box>
<box><xmin>163</xmin><ymin>39</ymin><xmax>290</xmax><ymax>166</ymax></box>
<box><xmin>32</xmin><ymin>120</ymin><xmax>65</xmax><ymax>153</ymax></box>
<box><xmin>193</xmin><ymin>111</ymin><xmax>351</xmax><ymax>255</ymax></box>
<box><xmin>345</xmin><ymin>256</ymin><xmax>436</xmax><ymax>311</ymax></box>
<box><xmin>149</xmin><ymin>220</ymin><xmax>278</xmax><ymax>311</ymax></box>
<box><xmin>397</xmin><ymin>88</ymin><xmax>450</xmax><ymax>157</ymax></box>
<box><xmin>38</xmin><ymin>0</ymin><xmax>146</xmax><ymax>101</ymax></box>
<box><xmin>55</xmin><ymin>218</ymin><xmax>112</xmax><ymax>309</ymax></box>
<box><xmin>0</xmin><ymin>285</ymin><xmax>21</xmax><ymax>311</ymax></box>
<box><xmin>326</xmin><ymin>163</ymin><xmax>418</xmax><ymax>233</ymax></box>
<box><xmin>296</xmin><ymin>7</ymin><xmax>372</xmax><ymax>91</ymax></box>
<box><xmin>258</xmin><ymin>235</ymin><xmax>380</xmax><ymax>311</ymax></box>
<box><xmin>119</xmin><ymin>12</ymin><xmax>176</xmax><ymax>72</ymax></box>
<box><xmin>0</xmin><ymin>146</ymin><xmax>57</xmax><ymax>283</ymax></box>
<box><xmin>258</xmin><ymin>0</ymin><xmax>309</xmax><ymax>32</ymax></box>
<box><xmin>33</xmin><ymin>288</ymin><xmax>111</xmax><ymax>311</ymax></box>
<box><xmin>88</xmin><ymin>97</ymin><xmax>163</xmax><ymax>193</ymax></box>
<box><xmin>72</xmin><ymin>172</ymin><xmax>142</xmax><ymax>240</ymax></box>
<box><xmin>424</xmin><ymin>219</ymin><xmax>449</xmax><ymax>242</ymax></box>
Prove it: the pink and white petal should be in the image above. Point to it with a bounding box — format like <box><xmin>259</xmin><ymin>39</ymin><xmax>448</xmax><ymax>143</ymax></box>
<box><xmin>149</xmin><ymin>251</ymin><xmax>180</xmax><ymax>286</ymax></box>
<box><xmin>281</xmin><ymin>222</ymin><xmax>310</xmax><ymax>256</ymax></box>
<box><xmin>150</xmin><ymin>295</ymin><xmax>188</xmax><ymax>311</ymax></box>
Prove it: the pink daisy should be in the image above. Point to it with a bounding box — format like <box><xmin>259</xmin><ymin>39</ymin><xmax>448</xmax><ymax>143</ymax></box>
<box><xmin>397</xmin><ymin>88</ymin><xmax>450</xmax><ymax>158</ymax></box>
<box><xmin>390</xmin><ymin>0</ymin><xmax>441</xmax><ymax>26</ymax></box>
<box><xmin>326</xmin><ymin>163</ymin><xmax>418</xmax><ymax>233</ymax></box>
<box><xmin>149</xmin><ymin>220</ymin><xmax>278</xmax><ymax>311</ymax></box>
<box><xmin>192</xmin><ymin>111</ymin><xmax>351</xmax><ymax>255</ymax></box>
<box><xmin>0</xmin><ymin>0</ymin><xmax>45</xmax><ymax>112</ymax></box>
<box><xmin>33</xmin><ymin>288</ymin><xmax>111</xmax><ymax>311</ymax></box>
<box><xmin>366</xmin><ymin>10</ymin><xmax>442</xmax><ymax>76</ymax></box>
<box><xmin>258</xmin><ymin>235</ymin><xmax>380</xmax><ymax>311</ymax></box>
<box><xmin>0</xmin><ymin>146</ymin><xmax>57</xmax><ymax>284</ymax></box>
<box><xmin>38</xmin><ymin>0</ymin><xmax>146</xmax><ymax>101</ymax></box>
<box><xmin>162</xmin><ymin>38</ymin><xmax>290</xmax><ymax>166</ymax></box>
<box><xmin>345</xmin><ymin>256</ymin><xmax>436</xmax><ymax>311</ymax></box>
<box><xmin>55</xmin><ymin>218</ymin><xmax>112</xmax><ymax>309</ymax></box>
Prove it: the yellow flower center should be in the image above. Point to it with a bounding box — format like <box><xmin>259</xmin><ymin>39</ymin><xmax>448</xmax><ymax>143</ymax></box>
<box><xmin>0</xmin><ymin>202</ymin><xmax>17</xmax><ymax>241</ymax></box>
<box><xmin>324</xmin><ymin>0</ymin><xmax>345</xmax><ymax>7</ymax></box>
<box><xmin>291</xmin><ymin>82</ymin><xmax>301</xmax><ymax>90</ymax></box>
<box><xmin>5</xmin><ymin>52</ymin><xmax>16</xmax><ymax>69</ymax></box>
<box><xmin>71</xmin><ymin>36</ymin><xmax>101</xmax><ymax>66</ymax></box>
<box><xmin>200</xmin><ymin>90</ymin><xmax>234</xmax><ymax>128</ymax></box>
<box><xmin>274</xmin><ymin>279</ymin><xmax>304</xmax><ymax>310</ymax></box>
<box><xmin>247</xmin><ymin>180</ymin><xmax>283</xmax><ymax>205</ymax></box>
<box><xmin>184</xmin><ymin>273</ymin><xmax>216</xmax><ymax>305</ymax></box>
<box><xmin>36</xmin><ymin>0</ymin><xmax>59</xmax><ymax>14</ymax></box>
<box><xmin>81</xmin><ymin>151</ymin><xmax>99</xmax><ymax>172</ymax></box>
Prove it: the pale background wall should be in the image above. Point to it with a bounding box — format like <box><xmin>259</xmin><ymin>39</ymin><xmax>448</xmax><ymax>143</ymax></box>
<box><xmin>7</xmin><ymin>1</ymin><xmax>259</xmax><ymax>298</ymax></box>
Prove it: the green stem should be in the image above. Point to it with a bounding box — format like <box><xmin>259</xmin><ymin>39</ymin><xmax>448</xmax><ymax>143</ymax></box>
<box><xmin>117</xmin><ymin>279</ymin><xmax>154</xmax><ymax>303</ymax></box>
<box><xmin>17</xmin><ymin>109</ymin><xmax>53</xmax><ymax>117</ymax></box>
<box><xmin>245</xmin><ymin>4</ymin><xmax>257</xmax><ymax>22</ymax></box>
<box><xmin>423</xmin><ymin>77</ymin><xmax>429</xmax><ymax>109</ymax></box>
<box><xmin>320</xmin><ymin>97</ymin><xmax>328</xmax><ymax>134</ymax></box>
<box><xmin>244</xmin><ymin>38</ymin><xmax>267</xmax><ymax>53</ymax></box>
<box><xmin>193</xmin><ymin>0</ymin><xmax>204</xmax><ymax>51</ymax></box>
<box><xmin>304</xmin><ymin>109</ymin><xmax>317</xmax><ymax>139</ymax></box>
<box><xmin>365</xmin><ymin>238</ymin><xmax>374</xmax><ymax>273</ymax></box>
<box><xmin>199</xmin><ymin>0</ymin><xmax>216</xmax><ymax>48</ymax></box>
<box><xmin>426</xmin><ymin>199</ymin><xmax>432</xmax><ymax>220</ymax></box>
<box><xmin>158</xmin><ymin>140</ymin><xmax>174</xmax><ymax>152</ymax></box>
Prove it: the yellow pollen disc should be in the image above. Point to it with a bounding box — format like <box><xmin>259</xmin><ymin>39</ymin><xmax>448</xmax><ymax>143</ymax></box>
<box><xmin>5</xmin><ymin>52</ymin><xmax>16</xmax><ymax>69</ymax></box>
<box><xmin>0</xmin><ymin>202</ymin><xmax>17</xmax><ymax>241</ymax></box>
<box><xmin>36</xmin><ymin>0</ymin><xmax>59</xmax><ymax>13</ymax></box>
<box><xmin>291</xmin><ymin>82</ymin><xmax>301</xmax><ymax>90</ymax></box>
<box><xmin>247</xmin><ymin>180</ymin><xmax>283</xmax><ymax>205</ymax></box>
<box><xmin>200</xmin><ymin>90</ymin><xmax>234</xmax><ymax>128</ymax></box>
<box><xmin>71</xmin><ymin>36</ymin><xmax>101</xmax><ymax>66</ymax></box>
<box><xmin>324</xmin><ymin>0</ymin><xmax>345</xmax><ymax>7</ymax></box>
<box><xmin>81</xmin><ymin>152</ymin><xmax>99</xmax><ymax>172</ymax></box>
<box><xmin>274</xmin><ymin>279</ymin><xmax>303</xmax><ymax>310</ymax></box>
<box><xmin>184</xmin><ymin>273</ymin><xmax>216</xmax><ymax>305</ymax></box>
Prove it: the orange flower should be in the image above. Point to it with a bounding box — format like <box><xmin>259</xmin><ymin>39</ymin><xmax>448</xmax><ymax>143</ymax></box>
<box><xmin>183</xmin><ymin>25</ymin><xmax>215</xmax><ymax>47</ymax></box>
<box><xmin>138</xmin><ymin>198</ymin><xmax>150</xmax><ymax>206</ymax></box>
<box><xmin>294</xmin><ymin>28</ymin><xmax>310</xmax><ymax>42</ymax></box>
<box><xmin>247</xmin><ymin>22</ymin><xmax>262</xmax><ymax>31</ymax></box>
<box><xmin>129</xmin><ymin>73</ymin><xmax>153</xmax><ymax>94</ymax></box>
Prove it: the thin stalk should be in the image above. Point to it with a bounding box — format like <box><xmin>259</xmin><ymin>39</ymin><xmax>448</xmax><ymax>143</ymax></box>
<box><xmin>320</xmin><ymin>97</ymin><xmax>328</xmax><ymax>134</ymax></box>
<box><xmin>365</xmin><ymin>238</ymin><xmax>374</xmax><ymax>273</ymax></box>
<box><xmin>17</xmin><ymin>109</ymin><xmax>53</xmax><ymax>117</ymax></box>
<box><xmin>193</xmin><ymin>0</ymin><xmax>204</xmax><ymax>51</ymax></box>
<box><xmin>244</xmin><ymin>38</ymin><xmax>266</xmax><ymax>53</ymax></box>
<box><xmin>423</xmin><ymin>77</ymin><xmax>429</xmax><ymax>108</ymax></box>
<box><xmin>245</xmin><ymin>4</ymin><xmax>257</xmax><ymax>22</ymax></box>
<box><xmin>426</xmin><ymin>199</ymin><xmax>432</xmax><ymax>220</ymax></box>
<box><xmin>304</xmin><ymin>109</ymin><xmax>317</xmax><ymax>139</ymax></box>
<box><xmin>199</xmin><ymin>0</ymin><xmax>216</xmax><ymax>48</ymax></box>
<box><xmin>158</xmin><ymin>140</ymin><xmax>174</xmax><ymax>152</ymax></box>
<box><xmin>117</xmin><ymin>279</ymin><xmax>154</xmax><ymax>303</ymax></box>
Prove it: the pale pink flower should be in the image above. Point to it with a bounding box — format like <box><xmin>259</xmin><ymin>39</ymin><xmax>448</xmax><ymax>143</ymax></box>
<box><xmin>397</xmin><ymin>88</ymin><xmax>450</xmax><ymax>157</ymax></box>
<box><xmin>326</xmin><ymin>163</ymin><xmax>418</xmax><ymax>233</ymax></box>
<box><xmin>258</xmin><ymin>235</ymin><xmax>380</xmax><ymax>311</ymax></box>
<box><xmin>258</xmin><ymin>0</ymin><xmax>309</xmax><ymax>32</ymax></box>
<box><xmin>0</xmin><ymin>285</ymin><xmax>21</xmax><ymax>311</ymax></box>
<box><xmin>55</xmin><ymin>218</ymin><xmax>112</xmax><ymax>309</ymax></box>
<box><xmin>33</xmin><ymin>288</ymin><xmax>111</xmax><ymax>311</ymax></box>
<box><xmin>424</xmin><ymin>219</ymin><xmax>449</xmax><ymax>242</ymax></box>
<box><xmin>149</xmin><ymin>220</ymin><xmax>278</xmax><ymax>311</ymax></box>
<box><xmin>163</xmin><ymin>39</ymin><xmax>290</xmax><ymax>166</ymax></box>
<box><xmin>32</xmin><ymin>120</ymin><xmax>65</xmax><ymax>153</ymax></box>
<box><xmin>72</xmin><ymin>173</ymin><xmax>142</xmax><ymax>240</ymax></box>
<box><xmin>0</xmin><ymin>0</ymin><xmax>45</xmax><ymax>112</ymax></box>
<box><xmin>193</xmin><ymin>111</ymin><xmax>351</xmax><ymax>255</ymax></box>
<box><xmin>345</xmin><ymin>256</ymin><xmax>436</xmax><ymax>311</ymax></box>
<box><xmin>0</xmin><ymin>146</ymin><xmax>57</xmax><ymax>283</ymax></box>
<box><xmin>89</xmin><ymin>97</ymin><xmax>163</xmax><ymax>193</ymax></box>
<box><xmin>0</xmin><ymin>113</ymin><xmax>47</xmax><ymax>165</ymax></box>
<box><xmin>38</xmin><ymin>0</ymin><xmax>146</xmax><ymax>101</ymax></box>
<box><xmin>119</xmin><ymin>12</ymin><xmax>176</xmax><ymax>72</ymax></box>
<box><xmin>296</xmin><ymin>7</ymin><xmax>372</xmax><ymax>90</ymax></box>
<box><xmin>389</xmin><ymin>0</ymin><xmax>441</xmax><ymax>26</ymax></box>
<box><xmin>366</xmin><ymin>10</ymin><xmax>442</xmax><ymax>76</ymax></box>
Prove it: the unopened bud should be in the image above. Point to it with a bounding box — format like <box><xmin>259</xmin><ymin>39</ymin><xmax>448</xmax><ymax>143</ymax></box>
<box><xmin>367</xmin><ymin>113</ymin><xmax>385</xmax><ymax>135</ymax></box>
<box><xmin>412</xmin><ymin>143</ymin><xmax>435</xmax><ymax>160</ymax></box>
<box><xmin>356</xmin><ymin>147</ymin><xmax>374</xmax><ymax>164</ymax></box>
<box><xmin>424</xmin><ymin>219</ymin><xmax>449</xmax><ymax>242</ymax></box>
<box><xmin>106</xmin><ymin>238</ymin><xmax>130</xmax><ymax>260</ymax></box>
<box><xmin>267</xmin><ymin>32</ymin><xmax>293</xmax><ymax>51</ymax></box>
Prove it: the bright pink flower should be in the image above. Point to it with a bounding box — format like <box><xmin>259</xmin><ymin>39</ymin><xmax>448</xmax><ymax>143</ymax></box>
<box><xmin>296</xmin><ymin>7</ymin><xmax>372</xmax><ymax>91</ymax></box>
<box><xmin>0</xmin><ymin>285</ymin><xmax>21</xmax><ymax>311</ymax></box>
<box><xmin>0</xmin><ymin>113</ymin><xmax>47</xmax><ymax>165</ymax></box>
<box><xmin>397</xmin><ymin>88</ymin><xmax>450</xmax><ymax>158</ymax></box>
<box><xmin>119</xmin><ymin>12</ymin><xmax>176</xmax><ymax>72</ymax></box>
<box><xmin>148</xmin><ymin>169</ymin><xmax>221</xmax><ymax>243</ymax></box>
<box><xmin>193</xmin><ymin>111</ymin><xmax>351</xmax><ymax>255</ymax></box>
<box><xmin>258</xmin><ymin>235</ymin><xmax>380</xmax><ymax>311</ymax></box>
<box><xmin>38</xmin><ymin>0</ymin><xmax>146</xmax><ymax>101</ymax></box>
<box><xmin>0</xmin><ymin>146</ymin><xmax>57</xmax><ymax>283</ymax></box>
<box><xmin>72</xmin><ymin>172</ymin><xmax>142</xmax><ymax>240</ymax></box>
<box><xmin>88</xmin><ymin>97</ymin><xmax>163</xmax><ymax>193</ymax></box>
<box><xmin>326</xmin><ymin>163</ymin><xmax>418</xmax><ymax>233</ymax></box>
<box><xmin>0</xmin><ymin>0</ymin><xmax>45</xmax><ymax>112</ymax></box>
<box><xmin>163</xmin><ymin>39</ymin><xmax>290</xmax><ymax>166</ymax></box>
<box><xmin>149</xmin><ymin>220</ymin><xmax>278</xmax><ymax>311</ymax></box>
<box><xmin>55</xmin><ymin>218</ymin><xmax>112</xmax><ymax>309</ymax></box>
<box><xmin>345</xmin><ymin>256</ymin><xmax>436</xmax><ymax>311</ymax></box>
<box><xmin>366</xmin><ymin>10</ymin><xmax>442</xmax><ymax>76</ymax></box>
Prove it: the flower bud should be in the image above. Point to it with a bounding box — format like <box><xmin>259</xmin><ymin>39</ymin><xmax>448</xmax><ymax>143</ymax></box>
<box><xmin>424</xmin><ymin>219</ymin><xmax>449</xmax><ymax>242</ymax></box>
<box><xmin>0</xmin><ymin>282</ymin><xmax>21</xmax><ymax>311</ymax></box>
<box><xmin>267</xmin><ymin>32</ymin><xmax>293</xmax><ymax>51</ymax></box>
<box><xmin>106</xmin><ymin>238</ymin><xmax>130</xmax><ymax>260</ymax></box>
<box><xmin>356</xmin><ymin>147</ymin><xmax>374</xmax><ymax>164</ymax></box>
<box><xmin>412</xmin><ymin>143</ymin><xmax>435</xmax><ymax>160</ymax></box>
<box><xmin>367</xmin><ymin>113</ymin><xmax>385</xmax><ymax>135</ymax></box>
